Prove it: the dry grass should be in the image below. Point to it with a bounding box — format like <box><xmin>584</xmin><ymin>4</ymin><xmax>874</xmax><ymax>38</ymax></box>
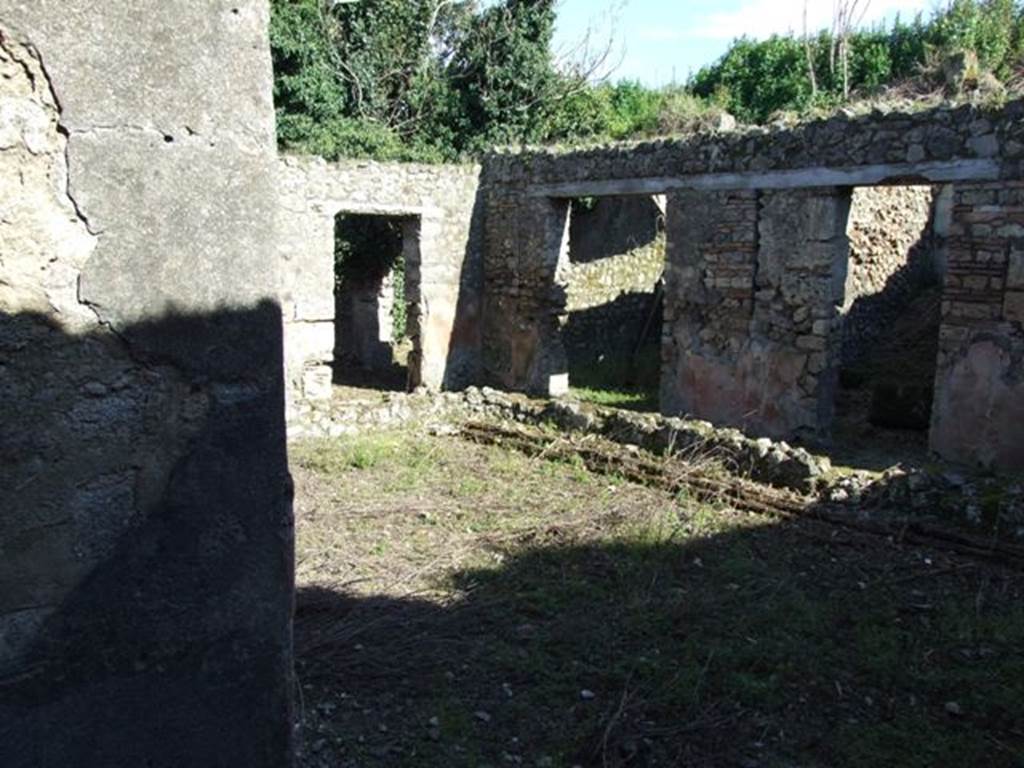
<box><xmin>291</xmin><ymin>429</ymin><xmax>1024</xmax><ymax>768</ymax></box>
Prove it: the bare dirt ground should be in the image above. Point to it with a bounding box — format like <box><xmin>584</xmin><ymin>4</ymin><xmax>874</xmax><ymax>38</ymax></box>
<box><xmin>291</xmin><ymin>428</ymin><xmax>1024</xmax><ymax>768</ymax></box>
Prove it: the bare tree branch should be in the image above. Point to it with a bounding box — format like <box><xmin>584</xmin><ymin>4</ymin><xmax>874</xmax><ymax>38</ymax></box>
<box><xmin>831</xmin><ymin>0</ymin><xmax>872</xmax><ymax>99</ymax></box>
<box><xmin>552</xmin><ymin>0</ymin><xmax>626</xmax><ymax>85</ymax></box>
<box><xmin>804</xmin><ymin>0</ymin><xmax>818</xmax><ymax>97</ymax></box>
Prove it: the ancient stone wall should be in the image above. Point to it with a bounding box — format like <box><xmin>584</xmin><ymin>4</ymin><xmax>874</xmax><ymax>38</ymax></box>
<box><xmin>931</xmin><ymin>181</ymin><xmax>1024</xmax><ymax>468</ymax></box>
<box><xmin>0</xmin><ymin>3</ymin><xmax>292</xmax><ymax>766</ymax></box>
<box><xmin>277</xmin><ymin>156</ymin><xmax>483</xmax><ymax>419</ymax></box>
<box><xmin>481</xmin><ymin>101</ymin><xmax>1024</xmax><ymax>399</ymax></box>
<box><xmin>336</xmin><ymin>266</ymin><xmax>401</xmax><ymax>371</ymax></box>
<box><xmin>842</xmin><ymin>185</ymin><xmax>943</xmax><ymax>369</ymax></box>
<box><xmin>568</xmin><ymin>195</ymin><xmax>662</xmax><ymax>262</ymax></box>
<box><xmin>482</xmin><ymin>191</ymin><xmax>571</xmax><ymax>395</ymax></box>
<box><xmin>486</xmin><ymin>101</ymin><xmax>1022</xmax><ymax>188</ymax></box>
<box><xmin>560</xmin><ymin>197</ymin><xmax>665</xmax><ymax>377</ymax></box>
<box><xmin>480</xmin><ymin>99</ymin><xmax>1024</xmax><ymax>468</ymax></box>
<box><xmin>662</xmin><ymin>187</ymin><xmax>851</xmax><ymax>439</ymax></box>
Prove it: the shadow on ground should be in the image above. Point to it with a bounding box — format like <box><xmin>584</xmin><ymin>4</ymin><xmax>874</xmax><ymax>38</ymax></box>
<box><xmin>294</xmin><ymin>511</ymin><xmax>1024</xmax><ymax>768</ymax></box>
<box><xmin>568</xmin><ymin>339</ymin><xmax>662</xmax><ymax>414</ymax></box>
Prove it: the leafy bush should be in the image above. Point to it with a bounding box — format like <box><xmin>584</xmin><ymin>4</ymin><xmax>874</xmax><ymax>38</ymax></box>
<box><xmin>272</xmin><ymin>0</ymin><xmax>1024</xmax><ymax>161</ymax></box>
<box><xmin>691</xmin><ymin>1</ymin><xmax>1024</xmax><ymax>122</ymax></box>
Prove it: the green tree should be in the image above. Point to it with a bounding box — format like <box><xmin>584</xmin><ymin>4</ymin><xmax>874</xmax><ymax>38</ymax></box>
<box><xmin>690</xmin><ymin>1</ymin><xmax>1024</xmax><ymax>123</ymax></box>
<box><xmin>927</xmin><ymin>0</ymin><xmax>1020</xmax><ymax>76</ymax></box>
<box><xmin>690</xmin><ymin>35</ymin><xmax>815</xmax><ymax>122</ymax></box>
<box><xmin>441</xmin><ymin>0</ymin><xmax>562</xmax><ymax>153</ymax></box>
<box><xmin>271</xmin><ymin>0</ymin><xmax>469</xmax><ymax>160</ymax></box>
<box><xmin>270</xmin><ymin>0</ymin><xmax>580</xmax><ymax>159</ymax></box>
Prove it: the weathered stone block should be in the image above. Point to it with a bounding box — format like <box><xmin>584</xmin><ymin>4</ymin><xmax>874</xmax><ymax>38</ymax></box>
<box><xmin>796</xmin><ymin>334</ymin><xmax>827</xmax><ymax>351</ymax></box>
<box><xmin>967</xmin><ymin>133</ymin><xmax>999</xmax><ymax>158</ymax></box>
<box><xmin>303</xmin><ymin>365</ymin><xmax>334</xmax><ymax>401</ymax></box>
<box><xmin>1005</xmin><ymin>291</ymin><xmax>1024</xmax><ymax>323</ymax></box>
<box><xmin>906</xmin><ymin>144</ymin><xmax>926</xmax><ymax>163</ymax></box>
<box><xmin>1006</xmin><ymin>250</ymin><xmax>1024</xmax><ymax>290</ymax></box>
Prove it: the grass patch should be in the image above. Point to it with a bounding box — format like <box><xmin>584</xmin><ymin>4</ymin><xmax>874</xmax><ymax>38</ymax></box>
<box><xmin>569</xmin><ymin>342</ymin><xmax>660</xmax><ymax>412</ymax></box>
<box><xmin>570</xmin><ymin>385</ymin><xmax>655</xmax><ymax>410</ymax></box>
<box><xmin>292</xmin><ymin>430</ymin><xmax>1024</xmax><ymax>768</ymax></box>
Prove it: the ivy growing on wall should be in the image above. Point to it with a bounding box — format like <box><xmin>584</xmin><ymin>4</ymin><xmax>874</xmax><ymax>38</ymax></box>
<box><xmin>334</xmin><ymin>214</ymin><xmax>408</xmax><ymax>340</ymax></box>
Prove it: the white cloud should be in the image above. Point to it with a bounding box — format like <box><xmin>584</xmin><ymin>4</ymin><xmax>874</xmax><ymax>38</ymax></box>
<box><xmin>643</xmin><ymin>0</ymin><xmax>939</xmax><ymax>43</ymax></box>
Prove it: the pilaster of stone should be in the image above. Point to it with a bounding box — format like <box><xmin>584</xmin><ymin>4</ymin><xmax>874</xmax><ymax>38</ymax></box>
<box><xmin>930</xmin><ymin>182</ymin><xmax>1024</xmax><ymax>469</ymax></box>
<box><xmin>663</xmin><ymin>187</ymin><xmax>851</xmax><ymax>440</ymax></box>
<box><xmin>482</xmin><ymin>190</ymin><xmax>570</xmax><ymax>395</ymax></box>
<box><xmin>662</xmin><ymin>188</ymin><xmax>759</xmax><ymax>417</ymax></box>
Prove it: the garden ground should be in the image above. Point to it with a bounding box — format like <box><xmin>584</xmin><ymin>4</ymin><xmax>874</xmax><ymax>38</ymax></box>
<box><xmin>291</xmin><ymin>427</ymin><xmax>1024</xmax><ymax>768</ymax></box>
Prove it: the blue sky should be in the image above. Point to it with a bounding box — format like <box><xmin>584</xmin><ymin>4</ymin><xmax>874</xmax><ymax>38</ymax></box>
<box><xmin>552</xmin><ymin>0</ymin><xmax>944</xmax><ymax>85</ymax></box>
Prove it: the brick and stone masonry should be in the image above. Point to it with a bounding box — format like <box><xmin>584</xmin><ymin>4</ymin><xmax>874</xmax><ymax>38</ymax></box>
<box><xmin>479</xmin><ymin>98</ymin><xmax>1024</xmax><ymax>470</ymax></box>
<box><xmin>930</xmin><ymin>181</ymin><xmax>1024</xmax><ymax>468</ymax></box>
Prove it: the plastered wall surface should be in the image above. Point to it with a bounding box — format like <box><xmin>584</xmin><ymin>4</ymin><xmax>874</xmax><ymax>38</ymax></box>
<box><xmin>662</xmin><ymin>187</ymin><xmax>852</xmax><ymax>440</ymax></box>
<box><xmin>0</xmin><ymin>2</ymin><xmax>293</xmax><ymax>766</ymax></box>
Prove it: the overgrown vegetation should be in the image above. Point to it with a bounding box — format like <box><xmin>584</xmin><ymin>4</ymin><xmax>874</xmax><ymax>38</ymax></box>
<box><xmin>272</xmin><ymin>0</ymin><xmax>601</xmax><ymax>161</ymax></box>
<box><xmin>334</xmin><ymin>214</ymin><xmax>408</xmax><ymax>339</ymax></box>
<box><xmin>292</xmin><ymin>430</ymin><xmax>1024</xmax><ymax>767</ymax></box>
<box><xmin>272</xmin><ymin>0</ymin><xmax>1024</xmax><ymax>162</ymax></box>
<box><xmin>691</xmin><ymin>0</ymin><xmax>1024</xmax><ymax>122</ymax></box>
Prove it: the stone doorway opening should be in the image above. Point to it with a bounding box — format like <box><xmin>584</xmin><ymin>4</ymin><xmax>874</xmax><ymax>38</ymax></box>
<box><xmin>831</xmin><ymin>184</ymin><xmax>950</xmax><ymax>466</ymax></box>
<box><xmin>558</xmin><ymin>194</ymin><xmax>667</xmax><ymax>411</ymax></box>
<box><xmin>333</xmin><ymin>212</ymin><xmax>421</xmax><ymax>392</ymax></box>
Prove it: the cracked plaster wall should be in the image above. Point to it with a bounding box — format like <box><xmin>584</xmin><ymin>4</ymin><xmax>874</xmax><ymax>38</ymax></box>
<box><xmin>0</xmin><ymin>3</ymin><xmax>292</xmax><ymax>766</ymax></box>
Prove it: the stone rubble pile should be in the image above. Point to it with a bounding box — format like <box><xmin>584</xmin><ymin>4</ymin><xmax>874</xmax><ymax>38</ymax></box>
<box><xmin>290</xmin><ymin>387</ymin><xmax>830</xmax><ymax>493</ymax></box>
<box><xmin>291</xmin><ymin>386</ymin><xmax>1024</xmax><ymax>540</ymax></box>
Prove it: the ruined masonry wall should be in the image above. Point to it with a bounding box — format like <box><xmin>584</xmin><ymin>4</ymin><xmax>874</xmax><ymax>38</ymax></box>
<box><xmin>560</xmin><ymin>197</ymin><xmax>666</xmax><ymax>371</ymax></box>
<box><xmin>277</xmin><ymin>156</ymin><xmax>482</xmax><ymax>422</ymax></box>
<box><xmin>482</xmin><ymin>101</ymin><xmax>1024</xmax><ymax>402</ymax></box>
<box><xmin>485</xmin><ymin>102</ymin><xmax>1023</xmax><ymax>185</ymax></box>
<box><xmin>930</xmin><ymin>182</ymin><xmax>1024</xmax><ymax>468</ymax></box>
<box><xmin>0</xmin><ymin>2</ymin><xmax>292</xmax><ymax>766</ymax></box>
<box><xmin>482</xmin><ymin>99</ymin><xmax>1024</xmax><ymax>469</ymax></box>
<box><xmin>843</xmin><ymin>185</ymin><xmax>941</xmax><ymax>369</ymax></box>
<box><xmin>561</xmin><ymin>236</ymin><xmax>665</xmax><ymax>370</ymax></box>
<box><xmin>662</xmin><ymin>188</ymin><xmax>851</xmax><ymax>439</ymax></box>
<box><xmin>563</xmin><ymin>237</ymin><xmax>665</xmax><ymax>313</ymax></box>
<box><xmin>482</xmin><ymin>193</ymin><xmax>571</xmax><ymax>395</ymax></box>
